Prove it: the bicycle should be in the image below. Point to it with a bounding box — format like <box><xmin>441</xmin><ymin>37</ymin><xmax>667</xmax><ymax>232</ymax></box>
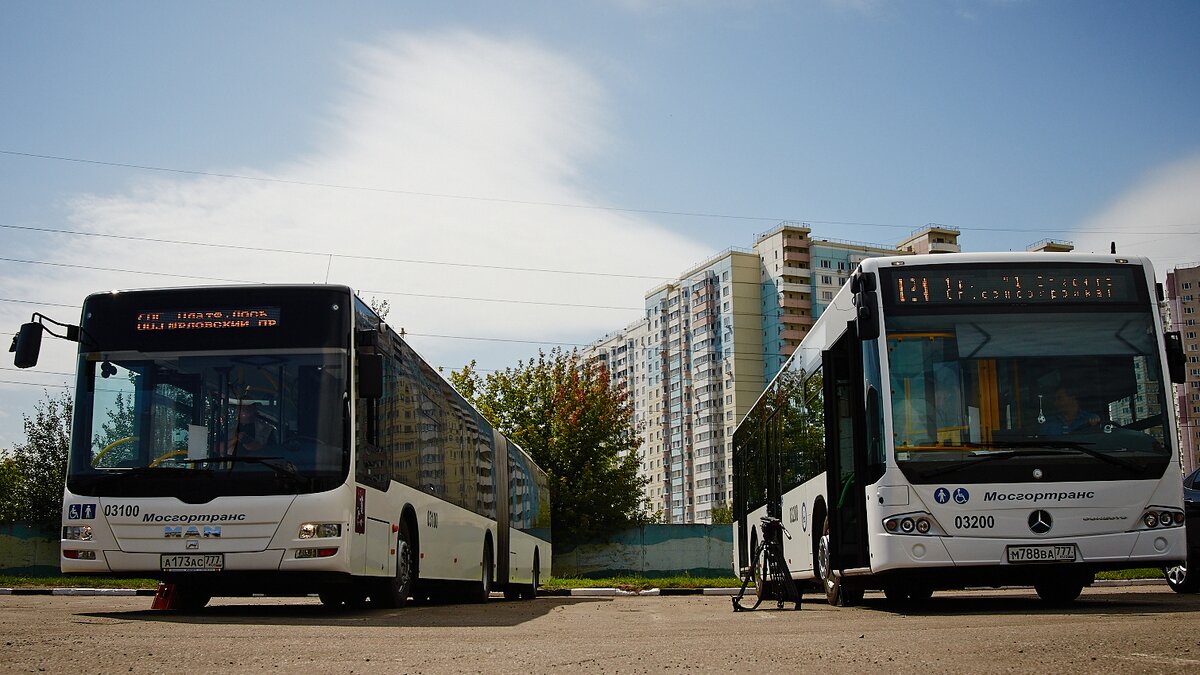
<box><xmin>732</xmin><ymin>515</ymin><xmax>802</xmax><ymax>611</ymax></box>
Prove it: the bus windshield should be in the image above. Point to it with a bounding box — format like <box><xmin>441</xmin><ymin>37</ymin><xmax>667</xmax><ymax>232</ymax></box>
<box><xmin>885</xmin><ymin>309</ymin><xmax>1171</xmax><ymax>483</ymax></box>
<box><xmin>68</xmin><ymin>349</ymin><xmax>348</xmax><ymax>498</ymax></box>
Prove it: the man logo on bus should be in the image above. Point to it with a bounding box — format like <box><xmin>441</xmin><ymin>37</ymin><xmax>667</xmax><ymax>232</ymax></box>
<box><xmin>953</xmin><ymin>488</ymin><xmax>970</xmax><ymax>504</ymax></box>
<box><xmin>934</xmin><ymin>488</ymin><xmax>951</xmax><ymax>504</ymax></box>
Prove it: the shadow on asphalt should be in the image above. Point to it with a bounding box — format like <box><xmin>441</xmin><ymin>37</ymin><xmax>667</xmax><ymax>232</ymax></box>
<box><xmin>81</xmin><ymin>596</ymin><xmax>605</xmax><ymax>627</ymax></box>
<box><xmin>850</xmin><ymin>588</ymin><xmax>1200</xmax><ymax>617</ymax></box>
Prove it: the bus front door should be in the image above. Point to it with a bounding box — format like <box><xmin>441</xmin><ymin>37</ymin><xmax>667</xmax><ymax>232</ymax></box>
<box><xmin>822</xmin><ymin>331</ymin><xmax>869</xmax><ymax>604</ymax></box>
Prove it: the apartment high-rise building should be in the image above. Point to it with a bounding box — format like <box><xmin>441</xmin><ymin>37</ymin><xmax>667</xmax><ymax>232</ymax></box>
<box><xmin>588</xmin><ymin>222</ymin><xmax>961</xmax><ymax>523</ymax></box>
<box><xmin>1166</xmin><ymin>262</ymin><xmax>1200</xmax><ymax>473</ymax></box>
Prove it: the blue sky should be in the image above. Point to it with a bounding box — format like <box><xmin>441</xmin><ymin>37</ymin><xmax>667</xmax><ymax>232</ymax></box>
<box><xmin>2</xmin><ymin>1</ymin><xmax>1199</xmax><ymax>451</ymax></box>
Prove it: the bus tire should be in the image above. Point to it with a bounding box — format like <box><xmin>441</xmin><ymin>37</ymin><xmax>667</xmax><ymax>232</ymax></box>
<box><xmin>818</xmin><ymin>519</ymin><xmax>861</xmax><ymax>607</ymax></box>
<box><xmin>1034</xmin><ymin>576</ymin><xmax>1084</xmax><ymax>604</ymax></box>
<box><xmin>374</xmin><ymin>519</ymin><xmax>415</xmax><ymax>608</ymax></box>
<box><xmin>1164</xmin><ymin>561</ymin><xmax>1200</xmax><ymax>593</ymax></box>
<box><xmin>521</xmin><ymin>551</ymin><xmax>540</xmax><ymax>600</ymax></box>
<box><xmin>173</xmin><ymin>584</ymin><xmax>210</xmax><ymax>611</ymax></box>
<box><xmin>504</xmin><ymin>551</ymin><xmax>540</xmax><ymax>601</ymax></box>
<box><xmin>753</xmin><ymin>539</ymin><xmax>777</xmax><ymax>601</ymax></box>
<box><xmin>470</xmin><ymin>538</ymin><xmax>493</xmax><ymax>603</ymax></box>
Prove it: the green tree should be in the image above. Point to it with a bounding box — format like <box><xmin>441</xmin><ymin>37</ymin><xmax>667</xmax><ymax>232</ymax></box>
<box><xmin>0</xmin><ymin>455</ymin><xmax>22</xmax><ymax>522</ymax></box>
<box><xmin>9</xmin><ymin>390</ymin><xmax>72</xmax><ymax>523</ymax></box>
<box><xmin>450</xmin><ymin>348</ymin><xmax>648</xmax><ymax>543</ymax></box>
<box><xmin>709</xmin><ymin>502</ymin><xmax>734</xmax><ymax>525</ymax></box>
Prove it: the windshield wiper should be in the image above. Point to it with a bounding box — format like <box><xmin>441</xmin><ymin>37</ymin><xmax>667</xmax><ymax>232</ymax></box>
<box><xmin>90</xmin><ymin>465</ymin><xmax>208</xmax><ymax>483</ymax></box>
<box><xmin>181</xmin><ymin>456</ymin><xmax>309</xmax><ymax>486</ymax></box>
<box><xmin>921</xmin><ymin>440</ymin><xmax>1142</xmax><ymax>479</ymax></box>
<box><xmin>1028</xmin><ymin>440</ymin><xmax>1144</xmax><ymax>472</ymax></box>
<box><xmin>921</xmin><ymin>448</ymin><xmax>1058</xmax><ymax>479</ymax></box>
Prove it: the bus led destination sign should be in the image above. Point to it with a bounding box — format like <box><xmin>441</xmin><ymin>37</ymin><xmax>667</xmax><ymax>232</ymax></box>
<box><xmin>885</xmin><ymin>266</ymin><xmax>1141</xmax><ymax>307</ymax></box>
<box><xmin>136</xmin><ymin>307</ymin><xmax>281</xmax><ymax>332</ymax></box>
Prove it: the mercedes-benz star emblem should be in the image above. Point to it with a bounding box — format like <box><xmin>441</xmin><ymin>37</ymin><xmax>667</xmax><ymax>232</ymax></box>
<box><xmin>1028</xmin><ymin>510</ymin><xmax>1053</xmax><ymax>534</ymax></box>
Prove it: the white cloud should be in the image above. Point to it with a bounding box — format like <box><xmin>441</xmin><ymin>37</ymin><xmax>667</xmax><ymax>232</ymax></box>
<box><xmin>10</xmin><ymin>31</ymin><xmax>708</xmax><ymax>354</ymax></box>
<box><xmin>1071</xmin><ymin>154</ymin><xmax>1200</xmax><ymax>278</ymax></box>
<box><xmin>0</xmin><ymin>31</ymin><xmax>713</xmax><ymax>448</ymax></box>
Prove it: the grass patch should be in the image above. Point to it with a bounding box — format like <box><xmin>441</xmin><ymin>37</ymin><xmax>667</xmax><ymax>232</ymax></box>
<box><xmin>0</xmin><ymin>575</ymin><xmax>158</xmax><ymax>589</ymax></box>
<box><xmin>1095</xmin><ymin>567</ymin><xmax>1163</xmax><ymax>581</ymax></box>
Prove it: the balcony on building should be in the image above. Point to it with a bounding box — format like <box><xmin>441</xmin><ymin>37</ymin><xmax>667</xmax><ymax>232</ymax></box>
<box><xmin>780</xmin><ymin>293</ymin><xmax>811</xmax><ymax>310</ymax></box>
<box><xmin>783</xmin><ymin>249</ymin><xmax>810</xmax><ymax>265</ymax></box>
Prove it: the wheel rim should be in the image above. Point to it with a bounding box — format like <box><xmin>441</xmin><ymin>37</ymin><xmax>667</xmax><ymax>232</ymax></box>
<box><xmin>482</xmin><ymin>547</ymin><xmax>492</xmax><ymax>595</ymax></box>
<box><xmin>1167</xmin><ymin>563</ymin><xmax>1188</xmax><ymax>587</ymax></box>
<box><xmin>818</xmin><ymin>533</ymin><xmax>833</xmax><ymax>590</ymax></box>
<box><xmin>396</xmin><ymin>538</ymin><xmax>412</xmax><ymax>590</ymax></box>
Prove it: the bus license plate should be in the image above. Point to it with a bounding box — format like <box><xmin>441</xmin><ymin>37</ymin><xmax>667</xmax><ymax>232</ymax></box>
<box><xmin>161</xmin><ymin>554</ymin><xmax>224</xmax><ymax>572</ymax></box>
<box><xmin>1006</xmin><ymin>545</ymin><xmax>1076</xmax><ymax>563</ymax></box>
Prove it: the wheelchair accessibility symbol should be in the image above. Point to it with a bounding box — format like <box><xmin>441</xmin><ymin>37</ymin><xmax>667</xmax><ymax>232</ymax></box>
<box><xmin>953</xmin><ymin>488</ymin><xmax>970</xmax><ymax>504</ymax></box>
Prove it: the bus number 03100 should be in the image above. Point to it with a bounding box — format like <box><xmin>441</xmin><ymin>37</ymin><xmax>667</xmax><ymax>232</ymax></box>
<box><xmin>954</xmin><ymin>514</ymin><xmax>995</xmax><ymax>529</ymax></box>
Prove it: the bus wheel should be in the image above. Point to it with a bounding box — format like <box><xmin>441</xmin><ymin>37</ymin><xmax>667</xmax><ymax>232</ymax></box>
<box><xmin>818</xmin><ymin>520</ymin><xmax>861</xmax><ymax>607</ymax></box>
<box><xmin>754</xmin><ymin>542</ymin><xmax>777</xmax><ymax>601</ymax></box>
<box><xmin>374</xmin><ymin>519</ymin><xmax>415</xmax><ymax>608</ymax></box>
<box><xmin>884</xmin><ymin>583</ymin><xmax>933</xmax><ymax>604</ymax></box>
<box><xmin>1165</xmin><ymin>561</ymin><xmax>1200</xmax><ymax>593</ymax></box>
<box><xmin>1034</xmin><ymin>577</ymin><xmax>1084</xmax><ymax>604</ymax></box>
<box><xmin>173</xmin><ymin>584</ymin><xmax>210</xmax><ymax>611</ymax></box>
<box><xmin>469</xmin><ymin>539</ymin><xmax>494</xmax><ymax>603</ymax></box>
<box><xmin>521</xmin><ymin>552</ymin><xmax>540</xmax><ymax>600</ymax></box>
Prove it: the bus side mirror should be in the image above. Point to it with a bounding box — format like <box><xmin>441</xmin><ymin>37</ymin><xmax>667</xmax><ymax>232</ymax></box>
<box><xmin>1165</xmin><ymin>331</ymin><xmax>1186</xmax><ymax>384</ymax></box>
<box><xmin>853</xmin><ymin>291</ymin><xmax>879</xmax><ymax>340</ymax></box>
<box><xmin>11</xmin><ymin>322</ymin><xmax>44</xmax><ymax>369</ymax></box>
<box><xmin>851</xmin><ymin>271</ymin><xmax>879</xmax><ymax>340</ymax></box>
<box><xmin>357</xmin><ymin>353</ymin><xmax>384</xmax><ymax>399</ymax></box>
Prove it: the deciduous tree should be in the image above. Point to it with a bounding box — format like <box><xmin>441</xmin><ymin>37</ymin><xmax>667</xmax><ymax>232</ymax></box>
<box><xmin>450</xmin><ymin>348</ymin><xmax>648</xmax><ymax>543</ymax></box>
<box><xmin>9</xmin><ymin>390</ymin><xmax>72</xmax><ymax>523</ymax></box>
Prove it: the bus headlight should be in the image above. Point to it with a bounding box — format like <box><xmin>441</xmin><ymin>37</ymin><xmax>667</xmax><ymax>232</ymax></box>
<box><xmin>883</xmin><ymin>512</ymin><xmax>943</xmax><ymax>536</ymax></box>
<box><xmin>299</xmin><ymin>523</ymin><xmax>342</xmax><ymax>539</ymax></box>
<box><xmin>63</xmin><ymin>525</ymin><xmax>93</xmax><ymax>541</ymax></box>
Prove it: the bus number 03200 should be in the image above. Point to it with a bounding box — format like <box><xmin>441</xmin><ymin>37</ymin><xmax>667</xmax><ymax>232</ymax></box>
<box><xmin>954</xmin><ymin>514</ymin><xmax>995</xmax><ymax>529</ymax></box>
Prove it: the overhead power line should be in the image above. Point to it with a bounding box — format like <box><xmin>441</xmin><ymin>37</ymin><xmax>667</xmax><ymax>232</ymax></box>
<box><xmin>0</xmin><ymin>223</ymin><xmax>672</xmax><ymax>281</ymax></box>
<box><xmin>0</xmin><ymin>149</ymin><xmax>783</xmax><ymax>223</ymax></box>
<box><xmin>3</xmin><ymin>150</ymin><xmax>1198</xmax><ymax>236</ymax></box>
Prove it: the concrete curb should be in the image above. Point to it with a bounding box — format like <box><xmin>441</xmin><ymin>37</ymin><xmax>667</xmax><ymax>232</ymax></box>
<box><xmin>0</xmin><ymin>588</ymin><xmax>158</xmax><ymax>596</ymax></box>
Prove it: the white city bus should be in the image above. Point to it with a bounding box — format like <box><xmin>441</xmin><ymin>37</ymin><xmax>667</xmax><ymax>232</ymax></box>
<box><xmin>13</xmin><ymin>284</ymin><xmax>550</xmax><ymax>609</ymax></box>
<box><xmin>733</xmin><ymin>253</ymin><xmax>1189</xmax><ymax>605</ymax></box>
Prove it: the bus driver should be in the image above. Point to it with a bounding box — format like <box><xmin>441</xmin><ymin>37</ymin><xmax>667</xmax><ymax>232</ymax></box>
<box><xmin>225</xmin><ymin>403</ymin><xmax>275</xmax><ymax>455</ymax></box>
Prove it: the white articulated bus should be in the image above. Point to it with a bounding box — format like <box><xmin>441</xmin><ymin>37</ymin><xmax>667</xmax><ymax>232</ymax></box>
<box><xmin>733</xmin><ymin>253</ymin><xmax>1189</xmax><ymax>605</ymax></box>
<box><xmin>14</xmin><ymin>284</ymin><xmax>550</xmax><ymax>609</ymax></box>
